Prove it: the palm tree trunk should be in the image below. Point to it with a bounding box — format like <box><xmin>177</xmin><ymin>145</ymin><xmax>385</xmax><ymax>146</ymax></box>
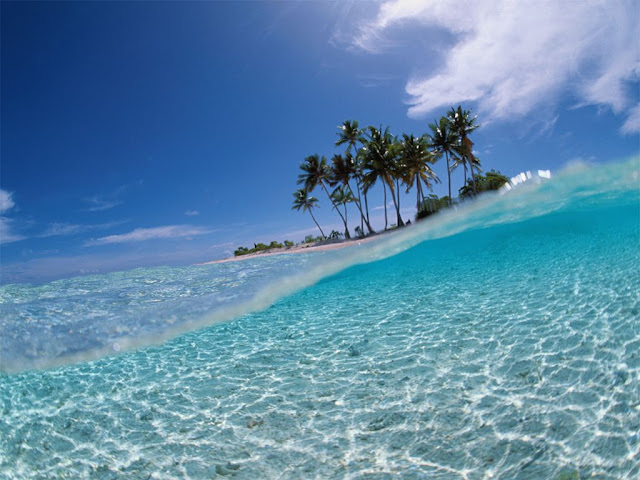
<box><xmin>354</xmin><ymin>175</ymin><xmax>364</xmax><ymax>233</ymax></box>
<box><xmin>469</xmin><ymin>159</ymin><xmax>478</xmax><ymax>194</ymax></box>
<box><xmin>308</xmin><ymin>210</ymin><xmax>325</xmax><ymax>238</ymax></box>
<box><xmin>343</xmin><ymin>202</ymin><xmax>348</xmax><ymax>234</ymax></box>
<box><xmin>445</xmin><ymin>152</ymin><xmax>452</xmax><ymax>206</ymax></box>
<box><xmin>321</xmin><ymin>181</ymin><xmax>350</xmax><ymax>238</ymax></box>
<box><xmin>364</xmin><ymin>189</ymin><xmax>370</xmax><ymax>225</ymax></box>
<box><xmin>388</xmin><ymin>179</ymin><xmax>404</xmax><ymax>227</ymax></box>
<box><xmin>383</xmin><ymin>183</ymin><xmax>388</xmax><ymax>230</ymax></box>
<box><xmin>462</xmin><ymin>135</ymin><xmax>478</xmax><ymax>194</ymax></box>
<box><xmin>395</xmin><ymin>178</ymin><xmax>404</xmax><ymax>226</ymax></box>
<box><xmin>416</xmin><ymin>174</ymin><xmax>423</xmax><ymax>211</ymax></box>
<box><xmin>350</xmin><ymin>142</ymin><xmax>365</xmax><ymax>233</ymax></box>
<box><xmin>418</xmin><ymin>174</ymin><xmax>427</xmax><ymax>203</ymax></box>
<box><xmin>346</xmin><ymin>181</ymin><xmax>375</xmax><ymax>234</ymax></box>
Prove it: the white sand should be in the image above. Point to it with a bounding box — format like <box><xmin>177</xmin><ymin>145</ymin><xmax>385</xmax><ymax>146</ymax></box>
<box><xmin>200</xmin><ymin>234</ymin><xmax>384</xmax><ymax>265</ymax></box>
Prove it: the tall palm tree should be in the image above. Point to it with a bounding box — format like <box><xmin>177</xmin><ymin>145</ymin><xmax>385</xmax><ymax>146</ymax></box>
<box><xmin>362</xmin><ymin>126</ymin><xmax>404</xmax><ymax>228</ymax></box>
<box><xmin>428</xmin><ymin>117</ymin><xmax>459</xmax><ymax>206</ymax></box>
<box><xmin>330</xmin><ymin>186</ymin><xmax>354</xmax><ymax>234</ymax></box>
<box><xmin>297</xmin><ymin>154</ymin><xmax>351</xmax><ymax>239</ymax></box>
<box><xmin>400</xmin><ymin>134</ymin><xmax>440</xmax><ymax>211</ymax></box>
<box><xmin>292</xmin><ymin>189</ymin><xmax>325</xmax><ymax>238</ymax></box>
<box><xmin>336</xmin><ymin>120</ymin><xmax>370</xmax><ymax>230</ymax></box>
<box><xmin>336</xmin><ymin>120</ymin><xmax>364</xmax><ymax>155</ymax></box>
<box><xmin>329</xmin><ymin>153</ymin><xmax>375</xmax><ymax>234</ymax></box>
<box><xmin>390</xmin><ymin>140</ymin><xmax>406</xmax><ymax>224</ymax></box>
<box><xmin>447</xmin><ymin>105</ymin><xmax>480</xmax><ymax>194</ymax></box>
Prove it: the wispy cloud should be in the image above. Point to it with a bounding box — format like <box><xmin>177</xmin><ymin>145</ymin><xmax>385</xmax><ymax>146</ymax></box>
<box><xmin>622</xmin><ymin>103</ymin><xmax>640</xmax><ymax>134</ymax></box>
<box><xmin>0</xmin><ymin>190</ymin><xmax>23</xmax><ymax>244</ymax></box>
<box><xmin>208</xmin><ymin>241</ymin><xmax>235</xmax><ymax>250</ymax></box>
<box><xmin>83</xmin><ymin>183</ymin><xmax>140</xmax><ymax>212</ymax></box>
<box><xmin>1</xmin><ymin>189</ymin><xmax>16</xmax><ymax>213</ymax></box>
<box><xmin>371</xmin><ymin>201</ymin><xmax>395</xmax><ymax>211</ymax></box>
<box><xmin>185</xmin><ymin>210</ymin><xmax>200</xmax><ymax>216</ymax></box>
<box><xmin>39</xmin><ymin>221</ymin><xmax>125</xmax><ymax>239</ymax></box>
<box><xmin>353</xmin><ymin>0</ymin><xmax>640</xmax><ymax>132</ymax></box>
<box><xmin>357</xmin><ymin>73</ymin><xmax>398</xmax><ymax>88</ymax></box>
<box><xmin>0</xmin><ymin>217</ymin><xmax>24</xmax><ymax>244</ymax></box>
<box><xmin>85</xmin><ymin>197</ymin><xmax>122</xmax><ymax>212</ymax></box>
<box><xmin>85</xmin><ymin>225</ymin><xmax>212</xmax><ymax>247</ymax></box>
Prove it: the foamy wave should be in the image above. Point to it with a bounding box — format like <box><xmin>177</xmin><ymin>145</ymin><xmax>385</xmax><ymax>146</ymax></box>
<box><xmin>1</xmin><ymin>158</ymin><xmax>638</xmax><ymax>373</ymax></box>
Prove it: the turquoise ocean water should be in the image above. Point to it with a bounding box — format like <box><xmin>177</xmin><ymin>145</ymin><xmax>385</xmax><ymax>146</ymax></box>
<box><xmin>1</xmin><ymin>159</ymin><xmax>639</xmax><ymax>479</ymax></box>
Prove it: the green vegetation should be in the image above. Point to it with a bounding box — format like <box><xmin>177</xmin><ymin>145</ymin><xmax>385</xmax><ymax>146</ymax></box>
<box><xmin>233</xmin><ymin>108</ymin><xmax>514</xmax><ymax>260</ymax></box>
<box><xmin>304</xmin><ymin>234</ymin><xmax>324</xmax><ymax>244</ymax></box>
<box><xmin>292</xmin><ymin>189</ymin><xmax>325</xmax><ymax>239</ymax></box>
<box><xmin>233</xmin><ymin>240</ymin><xmax>287</xmax><ymax>257</ymax></box>
<box><xmin>459</xmin><ymin>170</ymin><xmax>509</xmax><ymax>199</ymax></box>
<box><xmin>416</xmin><ymin>195</ymin><xmax>451</xmax><ymax>220</ymax></box>
<box><xmin>293</xmin><ymin>105</ymin><xmax>509</xmax><ymax>234</ymax></box>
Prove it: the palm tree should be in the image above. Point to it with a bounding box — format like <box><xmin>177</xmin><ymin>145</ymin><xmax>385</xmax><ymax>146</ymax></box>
<box><xmin>336</xmin><ymin>120</ymin><xmax>370</xmax><ymax>231</ymax></box>
<box><xmin>390</xmin><ymin>140</ymin><xmax>406</xmax><ymax>224</ymax></box>
<box><xmin>336</xmin><ymin>120</ymin><xmax>364</xmax><ymax>155</ymax></box>
<box><xmin>329</xmin><ymin>153</ymin><xmax>375</xmax><ymax>234</ymax></box>
<box><xmin>428</xmin><ymin>117</ymin><xmax>459</xmax><ymax>206</ymax></box>
<box><xmin>330</xmin><ymin>186</ymin><xmax>354</xmax><ymax>234</ymax></box>
<box><xmin>399</xmin><ymin>134</ymin><xmax>440</xmax><ymax>211</ymax></box>
<box><xmin>451</xmin><ymin>153</ymin><xmax>468</xmax><ymax>185</ymax></box>
<box><xmin>447</xmin><ymin>105</ymin><xmax>480</xmax><ymax>194</ymax></box>
<box><xmin>292</xmin><ymin>189</ymin><xmax>325</xmax><ymax>238</ymax></box>
<box><xmin>362</xmin><ymin>126</ymin><xmax>404</xmax><ymax>228</ymax></box>
<box><xmin>297</xmin><ymin>154</ymin><xmax>351</xmax><ymax>238</ymax></box>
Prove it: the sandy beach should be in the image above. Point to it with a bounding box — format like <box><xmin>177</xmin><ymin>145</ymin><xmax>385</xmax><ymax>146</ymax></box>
<box><xmin>200</xmin><ymin>234</ymin><xmax>385</xmax><ymax>265</ymax></box>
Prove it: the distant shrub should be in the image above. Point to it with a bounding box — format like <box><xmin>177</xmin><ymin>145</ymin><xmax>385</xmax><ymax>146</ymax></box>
<box><xmin>416</xmin><ymin>195</ymin><xmax>450</xmax><ymax>220</ymax></box>
<box><xmin>284</xmin><ymin>240</ymin><xmax>294</xmax><ymax>247</ymax></box>
<box><xmin>459</xmin><ymin>170</ymin><xmax>509</xmax><ymax>199</ymax></box>
<box><xmin>234</xmin><ymin>246</ymin><xmax>250</xmax><ymax>256</ymax></box>
<box><xmin>354</xmin><ymin>226</ymin><xmax>365</xmax><ymax>238</ymax></box>
<box><xmin>328</xmin><ymin>230</ymin><xmax>343</xmax><ymax>239</ymax></box>
<box><xmin>233</xmin><ymin>240</ymin><xmax>285</xmax><ymax>257</ymax></box>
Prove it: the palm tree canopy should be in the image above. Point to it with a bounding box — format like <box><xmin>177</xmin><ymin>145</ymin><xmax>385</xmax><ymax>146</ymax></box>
<box><xmin>292</xmin><ymin>189</ymin><xmax>319</xmax><ymax>213</ymax></box>
<box><xmin>330</xmin><ymin>185</ymin><xmax>355</xmax><ymax>206</ymax></box>
<box><xmin>297</xmin><ymin>154</ymin><xmax>329</xmax><ymax>192</ymax></box>
<box><xmin>447</xmin><ymin>105</ymin><xmax>480</xmax><ymax>167</ymax></box>
<box><xmin>400</xmin><ymin>133</ymin><xmax>440</xmax><ymax>191</ymax></box>
<box><xmin>428</xmin><ymin>117</ymin><xmax>460</xmax><ymax>167</ymax></box>
<box><xmin>447</xmin><ymin>105</ymin><xmax>479</xmax><ymax>139</ymax></box>
<box><xmin>329</xmin><ymin>154</ymin><xmax>356</xmax><ymax>187</ymax></box>
<box><xmin>361</xmin><ymin>125</ymin><xmax>399</xmax><ymax>190</ymax></box>
<box><xmin>335</xmin><ymin>120</ymin><xmax>364</xmax><ymax>154</ymax></box>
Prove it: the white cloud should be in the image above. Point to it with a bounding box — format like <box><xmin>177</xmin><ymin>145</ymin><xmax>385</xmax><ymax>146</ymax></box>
<box><xmin>371</xmin><ymin>201</ymin><xmax>395</xmax><ymax>211</ymax></box>
<box><xmin>0</xmin><ymin>190</ymin><xmax>22</xmax><ymax>244</ymax></box>
<box><xmin>39</xmin><ymin>221</ymin><xmax>125</xmax><ymax>238</ymax></box>
<box><xmin>185</xmin><ymin>210</ymin><xmax>200</xmax><ymax>216</ymax></box>
<box><xmin>1</xmin><ymin>189</ymin><xmax>15</xmax><ymax>213</ymax></box>
<box><xmin>357</xmin><ymin>73</ymin><xmax>398</xmax><ymax>88</ymax></box>
<box><xmin>85</xmin><ymin>197</ymin><xmax>122</xmax><ymax>212</ymax></box>
<box><xmin>83</xmin><ymin>183</ymin><xmax>138</xmax><ymax>212</ymax></box>
<box><xmin>0</xmin><ymin>217</ymin><xmax>24</xmax><ymax>244</ymax></box>
<box><xmin>354</xmin><ymin>0</ymin><xmax>640</xmax><ymax>132</ymax></box>
<box><xmin>86</xmin><ymin>225</ymin><xmax>212</xmax><ymax>246</ymax></box>
<box><xmin>622</xmin><ymin>103</ymin><xmax>640</xmax><ymax>134</ymax></box>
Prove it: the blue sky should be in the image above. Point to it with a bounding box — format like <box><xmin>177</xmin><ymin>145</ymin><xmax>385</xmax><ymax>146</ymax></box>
<box><xmin>1</xmin><ymin>1</ymin><xmax>639</xmax><ymax>284</ymax></box>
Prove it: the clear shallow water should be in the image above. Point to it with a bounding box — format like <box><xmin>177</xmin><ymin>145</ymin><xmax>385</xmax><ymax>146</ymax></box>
<box><xmin>1</xmin><ymin>159</ymin><xmax>639</xmax><ymax>479</ymax></box>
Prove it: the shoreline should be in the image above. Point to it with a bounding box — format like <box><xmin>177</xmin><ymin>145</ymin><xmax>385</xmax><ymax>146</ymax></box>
<box><xmin>200</xmin><ymin>233</ymin><xmax>385</xmax><ymax>265</ymax></box>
